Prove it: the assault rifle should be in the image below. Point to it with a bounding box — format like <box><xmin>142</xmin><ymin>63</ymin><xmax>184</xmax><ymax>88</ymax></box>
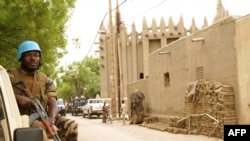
<box><xmin>13</xmin><ymin>81</ymin><xmax>61</xmax><ymax>141</ymax></box>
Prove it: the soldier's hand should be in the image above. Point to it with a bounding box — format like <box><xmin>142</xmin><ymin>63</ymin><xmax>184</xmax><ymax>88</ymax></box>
<box><xmin>51</xmin><ymin>123</ymin><xmax>59</xmax><ymax>132</ymax></box>
<box><xmin>15</xmin><ymin>95</ymin><xmax>35</xmax><ymax>108</ymax></box>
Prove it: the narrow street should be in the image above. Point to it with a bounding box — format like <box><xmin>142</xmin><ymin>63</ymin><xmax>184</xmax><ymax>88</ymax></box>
<box><xmin>67</xmin><ymin>114</ymin><xmax>223</xmax><ymax>141</ymax></box>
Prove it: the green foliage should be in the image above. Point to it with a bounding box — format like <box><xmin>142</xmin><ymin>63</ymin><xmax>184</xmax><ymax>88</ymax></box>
<box><xmin>0</xmin><ymin>0</ymin><xmax>76</xmax><ymax>76</ymax></box>
<box><xmin>56</xmin><ymin>56</ymin><xmax>100</xmax><ymax>100</ymax></box>
<box><xmin>0</xmin><ymin>0</ymin><xmax>101</xmax><ymax>103</ymax></box>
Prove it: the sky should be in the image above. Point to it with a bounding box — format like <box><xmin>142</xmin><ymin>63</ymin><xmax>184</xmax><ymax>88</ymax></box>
<box><xmin>60</xmin><ymin>0</ymin><xmax>250</xmax><ymax>67</ymax></box>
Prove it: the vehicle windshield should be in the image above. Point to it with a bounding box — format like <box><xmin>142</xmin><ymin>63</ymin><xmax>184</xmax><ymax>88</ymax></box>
<box><xmin>89</xmin><ymin>99</ymin><xmax>104</xmax><ymax>104</ymax></box>
<box><xmin>73</xmin><ymin>98</ymin><xmax>86</xmax><ymax>106</ymax></box>
<box><xmin>57</xmin><ymin>101</ymin><xmax>64</xmax><ymax>105</ymax></box>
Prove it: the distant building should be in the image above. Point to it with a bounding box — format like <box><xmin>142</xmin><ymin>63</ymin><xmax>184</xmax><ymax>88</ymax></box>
<box><xmin>98</xmin><ymin>0</ymin><xmax>250</xmax><ymax>126</ymax></box>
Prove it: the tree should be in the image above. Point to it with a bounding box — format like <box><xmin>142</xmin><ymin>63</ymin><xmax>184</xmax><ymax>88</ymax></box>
<box><xmin>0</xmin><ymin>0</ymin><xmax>76</xmax><ymax>76</ymax></box>
<box><xmin>56</xmin><ymin>56</ymin><xmax>100</xmax><ymax>100</ymax></box>
<box><xmin>55</xmin><ymin>66</ymin><xmax>76</xmax><ymax>101</ymax></box>
<box><xmin>83</xmin><ymin>56</ymin><xmax>100</xmax><ymax>75</ymax></box>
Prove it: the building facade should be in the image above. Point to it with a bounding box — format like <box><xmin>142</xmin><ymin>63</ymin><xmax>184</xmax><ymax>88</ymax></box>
<box><xmin>98</xmin><ymin>0</ymin><xmax>250</xmax><ymax>124</ymax></box>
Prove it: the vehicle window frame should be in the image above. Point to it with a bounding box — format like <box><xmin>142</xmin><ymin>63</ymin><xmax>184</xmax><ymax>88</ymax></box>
<box><xmin>0</xmin><ymin>87</ymin><xmax>10</xmax><ymax>141</ymax></box>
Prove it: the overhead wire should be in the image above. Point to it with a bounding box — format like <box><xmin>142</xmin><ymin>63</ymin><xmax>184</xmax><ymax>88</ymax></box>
<box><xmin>84</xmin><ymin>0</ymin><xmax>168</xmax><ymax>61</ymax></box>
<box><xmin>124</xmin><ymin>0</ymin><xmax>168</xmax><ymax>23</ymax></box>
<box><xmin>84</xmin><ymin>0</ymin><xmax>128</xmax><ymax>59</ymax></box>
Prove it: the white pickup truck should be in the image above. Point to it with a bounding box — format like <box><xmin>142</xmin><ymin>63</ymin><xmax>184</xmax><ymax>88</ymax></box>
<box><xmin>82</xmin><ymin>98</ymin><xmax>104</xmax><ymax>119</ymax></box>
<box><xmin>0</xmin><ymin>65</ymin><xmax>44</xmax><ymax>141</ymax></box>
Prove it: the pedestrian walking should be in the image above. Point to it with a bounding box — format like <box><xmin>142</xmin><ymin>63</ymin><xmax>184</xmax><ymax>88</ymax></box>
<box><xmin>121</xmin><ymin>100</ymin><xmax>126</xmax><ymax>125</ymax></box>
<box><xmin>106</xmin><ymin>104</ymin><xmax>112</xmax><ymax>124</ymax></box>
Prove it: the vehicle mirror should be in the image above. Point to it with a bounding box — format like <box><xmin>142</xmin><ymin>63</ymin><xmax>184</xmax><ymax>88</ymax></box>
<box><xmin>14</xmin><ymin>127</ymin><xmax>43</xmax><ymax>141</ymax></box>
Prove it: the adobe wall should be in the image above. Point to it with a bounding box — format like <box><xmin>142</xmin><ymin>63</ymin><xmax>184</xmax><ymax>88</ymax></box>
<box><xmin>138</xmin><ymin>16</ymin><xmax>239</xmax><ymax>117</ymax></box>
<box><xmin>125</xmin><ymin>15</ymin><xmax>250</xmax><ymax>124</ymax></box>
<box><xmin>235</xmin><ymin>15</ymin><xmax>250</xmax><ymax>123</ymax></box>
<box><xmin>99</xmin><ymin>1</ymin><xmax>250</xmax><ymax>124</ymax></box>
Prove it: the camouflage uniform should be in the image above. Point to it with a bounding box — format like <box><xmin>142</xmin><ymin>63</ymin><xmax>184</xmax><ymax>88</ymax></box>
<box><xmin>8</xmin><ymin>67</ymin><xmax>78</xmax><ymax>141</ymax></box>
<box><xmin>56</xmin><ymin>116</ymin><xmax>78</xmax><ymax>141</ymax></box>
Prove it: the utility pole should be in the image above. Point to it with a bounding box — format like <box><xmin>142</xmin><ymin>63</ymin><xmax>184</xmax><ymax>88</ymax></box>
<box><xmin>109</xmin><ymin>0</ymin><xmax>117</xmax><ymax>118</ymax></box>
<box><xmin>108</xmin><ymin>0</ymin><xmax>123</xmax><ymax>118</ymax></box>
<box><xmin>115</xmin><ymin>0</ymin><xmax>121</xmax><ymax>117</ymax></box>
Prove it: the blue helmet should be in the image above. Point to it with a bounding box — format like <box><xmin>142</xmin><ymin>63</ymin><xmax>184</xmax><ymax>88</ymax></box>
<box><xmin>16</xmin><ymin>40</ymin><xmax>41</xmax><ymax>61</ymax></box>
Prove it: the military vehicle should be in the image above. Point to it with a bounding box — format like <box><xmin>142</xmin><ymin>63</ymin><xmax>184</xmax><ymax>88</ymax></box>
<box><xmin>0</xmin><ymin>65</ymin><xmax>44</xmax><ymax>141</ymax></box>
<box><xmin>71</xmin><ymin>97</ymin><xmax>86</xmax><ymax>116</ymax></box>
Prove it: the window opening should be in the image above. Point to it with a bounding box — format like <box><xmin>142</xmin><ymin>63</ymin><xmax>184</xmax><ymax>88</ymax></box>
<box><xmin>196</xmin><ymin>66</ymin><xmax>204</xmax><ymax>80</ymax></box>
<box><xmin>139</xmin><ymin>72</ymin><xmax>144</xmax><ymax>79</ymax></box>
<box><xmin>164</xmin><ymin>72</ymin><xmax>170</xmax><ymax>86</ymax></box>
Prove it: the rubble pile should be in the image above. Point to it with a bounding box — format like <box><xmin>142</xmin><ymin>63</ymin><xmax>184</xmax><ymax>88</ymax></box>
<box><xmin>176</xmin><ymin>80</ymin><xmax>237</xmax><ymax>138</ymax></box>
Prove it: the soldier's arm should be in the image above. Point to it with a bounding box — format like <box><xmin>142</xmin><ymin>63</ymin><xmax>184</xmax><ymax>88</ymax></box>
<box><xmin>47</xmin><ymin>96</ymin><xmax>58</xmax><ymax>123</ymax></box>
<box><xmin>45</xmin><ymin>77</ymin><xmax>58</xmax><ymax>123</ymax></box>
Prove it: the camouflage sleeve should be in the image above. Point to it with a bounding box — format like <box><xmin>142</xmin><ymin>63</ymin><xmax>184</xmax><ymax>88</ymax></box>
<box><xmin>6</xmin><ymin>69</ymin><xmax>14</xmax><ymax>83</ymax></box>
<box><xmin>45</xmin><ymin>77</ymin><xmax>57</xmax><ymax>98</ymax></box>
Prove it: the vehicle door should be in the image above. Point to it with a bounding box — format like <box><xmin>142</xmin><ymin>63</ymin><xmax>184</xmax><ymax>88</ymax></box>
<box><xmin>0</xmin><ymin>89</ymin><xmax>10</xmax><ymax>141</ymax></box>
<box><xmin>96</xmin><ymin>99</ymin><xmax>104</xmax><ymax>112</ymax></box>
<box><xmin>0</xmin><ymin>65</ymin><xmax>43</xmax><ymax>141</ymax></box>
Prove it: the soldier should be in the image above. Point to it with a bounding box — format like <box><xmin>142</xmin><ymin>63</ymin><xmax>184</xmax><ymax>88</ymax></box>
<box><xmin>102</xmin><ymin>102</ymin><xmax>107</xmax><ymax>123</ymax></box>
<box><xmin>8</xmin><ymin>40</ymin><xmax>78</xmax><ymax>141</ymax></box>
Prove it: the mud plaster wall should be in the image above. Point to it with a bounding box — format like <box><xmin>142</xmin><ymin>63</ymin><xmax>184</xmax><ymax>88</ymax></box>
<box><xmin>146</xmin><ymin>17</ymin><xmax>238</xmax><ymax>117</ymax></box>
<box><xmin>235</xmin><ymin>15</ymin><xmax>250</xmax><ymax>123</ymax></box>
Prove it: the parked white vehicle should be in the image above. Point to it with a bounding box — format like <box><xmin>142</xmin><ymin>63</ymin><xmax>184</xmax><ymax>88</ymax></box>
<box><xmin>57</xmin><ymin>98</ymin><xmax>66</xmax><ymax>116</ymax></box>
<box><xmin>0</xmin><ymin>65</ymin><xmax>44</xmax><ymax>141</ymax></box>
<box><xmin>82</xmin><ymin>98</ymin><xmax>104</xmax><ymax>119</ymax></box>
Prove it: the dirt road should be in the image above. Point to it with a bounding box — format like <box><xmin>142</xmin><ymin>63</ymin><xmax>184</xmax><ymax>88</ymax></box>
<box><xmin>69</xmin><ymin>114</ymin><xmax>223</xmax><ymax>141</ymax></box>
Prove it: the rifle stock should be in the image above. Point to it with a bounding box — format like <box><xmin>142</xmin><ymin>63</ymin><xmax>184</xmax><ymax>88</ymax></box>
<box><xmin>13</xmin><ymin>81</ymin><xmax>61</xmax><ymax>141</ymax></box>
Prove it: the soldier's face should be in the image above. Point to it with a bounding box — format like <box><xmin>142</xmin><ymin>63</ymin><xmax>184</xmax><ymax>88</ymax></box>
<box><xmin>21</xmin><ymin>51</ymin><xmax>40</xmax><ymax>71</ymax></box>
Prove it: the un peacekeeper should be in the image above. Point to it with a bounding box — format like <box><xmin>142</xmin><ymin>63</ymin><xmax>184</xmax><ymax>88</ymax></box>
<box><xmin>8</xmin><ymin>40</ymin><xmax>78</xmax><ymax>141</ymax></box>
